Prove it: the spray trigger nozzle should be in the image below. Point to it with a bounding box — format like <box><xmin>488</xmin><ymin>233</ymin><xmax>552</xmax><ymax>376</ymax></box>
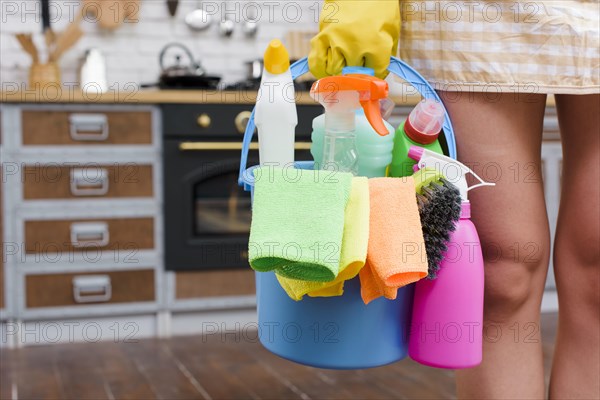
<box><xmin>408</xmin><ymin>146</ymin><xmax>495</xmax><ymax>202</ymax></box>
<box><xmin>466</xmin><ymin>172</ymin><xmax>495</xmax><ymax>193</ymax></box>
<box><xmin>310</xmin><ymin>74</ymin><xmax>390</xmax><ymax>136</ymax></box>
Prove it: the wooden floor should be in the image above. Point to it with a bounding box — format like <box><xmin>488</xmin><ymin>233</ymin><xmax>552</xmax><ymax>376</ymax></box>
<box><xmin>1</xmin><ymin>313</ymin><xmax>558</xmax><ymax>400</ymax></box>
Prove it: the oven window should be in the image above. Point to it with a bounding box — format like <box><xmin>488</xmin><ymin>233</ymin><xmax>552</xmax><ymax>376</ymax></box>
<box><xmin>194</xmin><ymin>170</ymin><xmax>252</xmax><ymax>235</ymax></box>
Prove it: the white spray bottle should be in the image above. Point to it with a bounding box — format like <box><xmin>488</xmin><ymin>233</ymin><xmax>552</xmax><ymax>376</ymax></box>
<box><xmin>254</xmin><ymin>40</ymin><xmax>297</xmax><ymax>168</ymax></box>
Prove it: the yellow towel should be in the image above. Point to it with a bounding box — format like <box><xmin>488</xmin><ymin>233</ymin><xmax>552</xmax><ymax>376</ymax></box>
<box><xmin>359</xmin><ymin>177</ymin><xmax>427</xmax><ymax>304</ymax></box>
<box><xmin>276</xmin><ymin>177</ymin><xmax>370</xmax><ymax>300</ymax></box>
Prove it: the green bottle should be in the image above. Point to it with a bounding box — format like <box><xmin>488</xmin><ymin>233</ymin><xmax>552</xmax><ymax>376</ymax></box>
<box><xmin>388</xmin><ymin>99</ymin><xmax>445</xmax><ymax>177</ymax></box>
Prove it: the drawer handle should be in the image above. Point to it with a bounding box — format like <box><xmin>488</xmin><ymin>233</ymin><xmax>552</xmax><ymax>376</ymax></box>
<box><xmin>70</xmin><ymin>222</ymin><xmax>110</xmax><ymax>248</ymax></box>
<box><xmin>70</xmin><ymin>168</ymin><xmax>109</xmax><ymax>196</ymax></box>
<box><xmin>72</xmin><ymin>275</ymin><xmax>112</xmax><ymax>303</ymax></box>
<box><xmin>178</xmin><ymin>142</ymin><xmax>312</xmax><ymax>151</ymax></box>
<box><xmin>69</xmin><ymin>114</ymin><xmax>109</xmax><ymax>141</ymax></box>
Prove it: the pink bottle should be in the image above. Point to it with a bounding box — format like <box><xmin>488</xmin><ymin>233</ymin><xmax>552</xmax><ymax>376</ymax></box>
<box><xmin>407</xmin><ymin>146</ymin><xmax>495</xmax><ymax>369</ymax></box>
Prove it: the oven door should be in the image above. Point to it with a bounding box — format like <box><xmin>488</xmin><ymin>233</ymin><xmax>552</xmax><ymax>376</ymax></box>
<box><xmin>164</xmin><ymin>139</ymin><xmax>312</xmax><ymax>271</ymax></box>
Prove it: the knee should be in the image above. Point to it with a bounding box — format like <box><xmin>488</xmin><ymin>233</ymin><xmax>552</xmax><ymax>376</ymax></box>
<box><xmin>554</xmin><ymin>221</ymin><xmax>600</xmax><ymax>308</ymax></box>
<box><xmin>555</xmin><ymin>222</ymin><xmax>600</xmax><ymax>271</ymax></box>
<box><xmin>481</xmin><ymin>232</ymin><xmax>551</xmax><ymax>321</ymax></box>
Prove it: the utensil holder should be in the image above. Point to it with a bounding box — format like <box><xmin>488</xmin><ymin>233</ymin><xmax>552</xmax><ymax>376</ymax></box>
<box><xmin>29</xmin><ymin>62</ymin><xmax>61</xmax><ymax>88</ymax></box>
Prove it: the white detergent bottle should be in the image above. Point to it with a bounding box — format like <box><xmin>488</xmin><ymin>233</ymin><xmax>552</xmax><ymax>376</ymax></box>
<box><xmin>310</xmin><ymin>67</ymin><xmax>395</xmax><ymax>177</ymax></box>
<box><xmin>254</xmin><ymin>39</ymin><xmax>297</xmax><ymax>168</ymax></box>
<box><xmin>310</xmin><ymin>72</ymin><xmax>391</xmax><ymax>175</ymax></box>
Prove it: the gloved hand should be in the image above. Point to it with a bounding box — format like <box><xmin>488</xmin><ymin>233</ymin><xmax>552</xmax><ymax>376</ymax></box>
<box><xmin>309</xmin><ymin>0</ymin><xmax>400</xmax><ymax>79</ymax></box>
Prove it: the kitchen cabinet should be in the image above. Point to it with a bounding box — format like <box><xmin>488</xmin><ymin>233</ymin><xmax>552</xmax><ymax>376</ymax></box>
<box><xmin>0</xmin><ymin>91</ymin><xmax>295</xmax><ymax>345</ymax></box>
<box><xmin>0</xmin><ymin>101</ymin><xmax>163</xmax><ymax>342</ymax></box>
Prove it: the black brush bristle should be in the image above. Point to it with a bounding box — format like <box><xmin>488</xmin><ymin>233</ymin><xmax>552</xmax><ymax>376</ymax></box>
<box><xmin>416</xmin><ymin>178</ymin><xmax>462</xmax><ymax>279</ymax></box>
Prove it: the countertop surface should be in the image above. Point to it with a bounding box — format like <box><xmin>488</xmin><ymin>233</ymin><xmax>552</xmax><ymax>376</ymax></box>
<box><xmin>0</xmin><ymin>88</ymin><xmax>557</xmax><ymax>106</ymax></box>
<box><xmin>0</xmin><ymin>88</ymin><xmax>424</xmax><ymax>106</ymax></box>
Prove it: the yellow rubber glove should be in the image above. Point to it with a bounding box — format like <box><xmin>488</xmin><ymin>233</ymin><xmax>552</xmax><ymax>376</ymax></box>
<box><xmin>309</xmin><ymin>0</ymin><xmax>400</xmax><ymax>79</ymax></box>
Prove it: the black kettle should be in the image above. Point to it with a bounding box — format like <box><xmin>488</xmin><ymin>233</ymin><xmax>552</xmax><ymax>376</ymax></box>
<box><xmin>158</xmin><ymin>43</ymin><xmax>221</xmax><ymax>89</ymax></box>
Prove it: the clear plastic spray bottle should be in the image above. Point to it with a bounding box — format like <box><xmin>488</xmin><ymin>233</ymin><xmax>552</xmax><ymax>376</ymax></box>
<box><xmin>309</xmin><ymin>73</ymin><xmax>390</xmax><ymax>175</ymax></box>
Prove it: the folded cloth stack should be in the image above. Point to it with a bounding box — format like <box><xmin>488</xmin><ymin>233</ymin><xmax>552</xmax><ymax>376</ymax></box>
<box><xmin>248</xmin><ymin>167</ymin><xmax>428</xmax><ymax>305</ymax></box>
<box><xmin>277</xmin><ymin>177</ymin><xmax>370</xmax><ymax>300</ymax></box>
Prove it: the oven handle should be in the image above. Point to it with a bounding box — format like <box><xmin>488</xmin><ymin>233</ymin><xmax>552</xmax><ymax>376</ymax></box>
<box><xmin>179</xmin><ymin>142</ymin><xmax>312</xmax><ymax>151</ymax></box>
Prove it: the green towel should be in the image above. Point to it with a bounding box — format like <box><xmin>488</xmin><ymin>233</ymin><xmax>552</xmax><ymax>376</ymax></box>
<box><xmin>249</xmin><ymin>167</ymin><xmax>353</xmax><ymax>282</ymax></box>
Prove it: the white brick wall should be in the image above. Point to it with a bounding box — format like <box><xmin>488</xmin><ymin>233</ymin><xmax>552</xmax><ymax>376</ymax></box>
<box><xmin>0</xmin><ymin>0</ymin><xmax>321</xmax><ymax>88</ymax></box>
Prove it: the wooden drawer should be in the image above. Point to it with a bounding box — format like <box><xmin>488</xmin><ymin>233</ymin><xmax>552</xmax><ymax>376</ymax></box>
<box><xmin>21</xmin><ymin>110</ymin><xmax>153</xmax><ymax>146</ymax></box>
<box><xmin>22</xmin><ymin>164</ymin><xmax>154</xmax><ymax>200</ymax></box>
<box><xmin>25</xmin><ymin>269</ymin><xmax>155</xmax><ymax>308</ymax></box>
<box><xmin>24</xmin><ymin>217</ymin><xmax>154</xmax><ymax>254</ymax></box>
<box><xmin>175</xmin><ymin>270</ymin><xmax>255</xmax><ymax>299</ymax></box>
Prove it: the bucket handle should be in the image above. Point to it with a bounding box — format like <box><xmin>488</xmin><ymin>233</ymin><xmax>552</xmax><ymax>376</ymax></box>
<box><xmin>238</xmin><ymin>56</ymin><xmax>457</xmax><ymax>186</ymax></box>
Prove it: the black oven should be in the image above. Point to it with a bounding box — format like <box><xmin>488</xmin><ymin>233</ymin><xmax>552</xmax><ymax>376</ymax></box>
<box><xmin>163</xmin><ymin>103</ymin><xmax>321</xmax><ymax>271</ymax></box>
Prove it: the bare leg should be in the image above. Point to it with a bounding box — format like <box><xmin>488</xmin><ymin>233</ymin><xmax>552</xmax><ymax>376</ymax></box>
<box><xmin>438</xmin><ymin>91</ymin><xmax>550</xmax><ymax>399</ymax></box>
<box><xmin>549</xmin><ymin>94</ymin><xmax>600</xmax><ymax>400</ymax></box>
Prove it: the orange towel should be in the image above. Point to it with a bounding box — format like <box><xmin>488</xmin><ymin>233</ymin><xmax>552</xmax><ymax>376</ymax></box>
<box><xmin>359</xmin><ymin>261</ymin><xmax>398</xmax><ymax>304</ymax></box>
<box><xmin>360</xmin><ymin>177</ymin><xmax>427</xmax><ymax>304</ymax></box>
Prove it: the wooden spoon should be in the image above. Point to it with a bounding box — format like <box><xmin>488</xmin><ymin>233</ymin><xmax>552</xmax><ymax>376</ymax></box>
<box><xmin>15</xmin><ymin>33</ymin><xmax>39</xmax><ymax>63</ymax></box>
<box><xmin>49</xmin><ymin>20</ymin><xmax>83</xmax><ymax>62</ymax></box>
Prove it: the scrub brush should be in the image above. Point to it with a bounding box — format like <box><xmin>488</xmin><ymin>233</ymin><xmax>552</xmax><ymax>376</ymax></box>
<box><xmin>413</xmin><ymin>168</ymin><xmax>462</xmax><ymax>279</ymax></box>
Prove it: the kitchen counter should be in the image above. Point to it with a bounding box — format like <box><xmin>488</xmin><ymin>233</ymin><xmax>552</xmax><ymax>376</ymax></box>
<box><xmin>0</xmin><ymin>88</ymin><xmax>424</xmax><ymax>105</ymax></box>
<box><xmin>1</xmin><ymin>88</ymin><xmax>557</xmax><ymax>106</ymax></box>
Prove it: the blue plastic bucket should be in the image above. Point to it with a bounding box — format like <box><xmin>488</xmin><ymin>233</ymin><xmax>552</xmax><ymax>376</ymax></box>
<box><xmin>238</xmin><ymin>57</ymin><xmax>457</xmax><ymax>369</ymax></box>
<box><xmin>257</xmin><ymin>266</ymin><xmax>414</xmax><ymax>369</ymax></box>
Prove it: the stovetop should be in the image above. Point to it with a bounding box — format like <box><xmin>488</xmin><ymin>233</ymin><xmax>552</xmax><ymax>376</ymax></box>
<box><xmin>221</xmin><ymin>79</ymin><xmax>314</xmax><ymax>91</ymax></box>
